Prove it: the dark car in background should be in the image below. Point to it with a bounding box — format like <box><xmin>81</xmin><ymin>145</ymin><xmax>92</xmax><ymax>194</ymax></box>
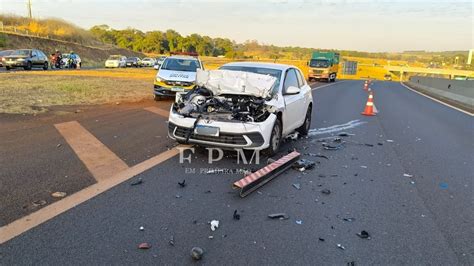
<box><xmin>125</xmin><ymin>57</ymin><xmax>142</xmax><ymax>67</ymax></box>
<box><xmin>4</xmin><ymin>49</ymin><xmax>49</xmax><ymax>70</ymax></box>
<box><xmin>0</xmin><ymin>50</ymin><xmax>14</xmax><ymax>67</ymax></box>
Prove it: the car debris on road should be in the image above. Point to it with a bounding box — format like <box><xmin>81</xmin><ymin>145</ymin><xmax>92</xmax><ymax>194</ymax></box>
<box><xmin>268</xmin><ymin>213</ymin><xmax>290</xmax><ymax>220</ymax></box>
<box><xmin>191</xmin><ymin>247</ymin><xmax>204</xmax><ymax>260</ymax></box>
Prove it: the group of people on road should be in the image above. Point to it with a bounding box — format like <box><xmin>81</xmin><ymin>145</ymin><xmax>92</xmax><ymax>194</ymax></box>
<box><xmin>50</xmin><ymin>50</ymin><xmax>79</xmax><ymax>69</ymax></box>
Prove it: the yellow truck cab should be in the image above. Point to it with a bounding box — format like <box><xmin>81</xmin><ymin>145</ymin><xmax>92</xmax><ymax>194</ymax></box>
<box><xmin>308</xmin><ymin>51</ymin><xmax>340</xmax><ymax>82</ymax></box>
<box><xmin>153</xmin><ymin>53</ymin><xmax>203</xmax><ymax>100</ymax></box>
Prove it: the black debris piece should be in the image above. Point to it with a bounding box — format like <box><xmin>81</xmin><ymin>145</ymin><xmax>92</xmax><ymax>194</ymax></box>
<box><xmin>233</xmin><ymin>210</ymin><xmax>241</xmax><ymax>220</ymax></box>
<box><xmin>354</xmin><ymin>173</ymin><xmax>358</xmax><ymax>176</ymax></box>
<box><xmin>365</xmin><ymin>143</ymin><xmax>374</xmax><ymax>147</ymax></box>
<box><xmin>318</xmin><ymin>174</ymin><xmax>326</xmax><ymax>178</ymax></box>
<box><xmin>204</xmin><ymin>190</ymin><xmax>212</xmax><ymax>194</ymax></box>
<box><xmin>330</xmin><ymin>174</ymin><xmax>338</xmax><ymax>177</ymax></box>
<box><xmin>343</xmin><ymin>218</ymin><xmax>356</xmax><ymax>222</ymax></box>
<box><xmin>178</xmin><ymin>179</ymin><xmax>186</xmax><ymax>187</ymax></box>
<box><xmin>130</xmin><ymin>178</ymin><xmax>143</xmax><ymax>186</ymax></box>
<box><xmin>347</xmin><ymin>261</ymin><xmax>356</xmax><ymax>266</ymax></box>
<box><xmin>293</xmin><ymin>159</ymin><xmax>316</xmax><ymax>171</ymax></box>
<box><xmin>318</xmin><ymin>238</ymin><xmax>325</xmax><ymax>242</ymax></box>
<box><xmin>268</xmin><ymin>213</ymin><xmax>290</xmax><ymax>220</ymax></box>
<box><xmin>323</xmin><ymin>142</ymin><xmax>345</xmax><ymax>150</ymax></box>
<box><xmin>356</xmin><ymin>230</ymin><xmax>371</xmax><ymax>239</ymax></box>
<box><xmin>321</xmin><ymin>189</ymin><xmax>331</xmax><ymax>195</ymax></box>
<box><xmin>377</xmin><ymin>142</ymin><xmax>384</xmax><ymax>146</ymax></box>
<box><xmin>191</xmin><ymin>247</ymin><xmax>204</xmax><ymax>260</ymax></box>
<box><xmin>338</xmin><ymin>132</ymin><xmax>355</xmax><ymax>137</ymax></box>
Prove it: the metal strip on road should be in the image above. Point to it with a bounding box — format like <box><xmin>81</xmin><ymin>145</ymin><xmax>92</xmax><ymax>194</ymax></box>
<box><xmin>144</xmin><ymin>106</ymin><xmax>170</xmax><ymax>117</ymax></box>
<box><xmin>0</xmin><ymin>145</ymin><xmax>187</xmax><ymax>244</ymax></box>
<box><xmin>400</xmin><ymin>82</ymin><xmax>473</xmax><ymax>117</ymax></box>
<box><xmin>55</xmin><ymin>121</ymin><xmax>130</xmax><ymax>182</ymax></box>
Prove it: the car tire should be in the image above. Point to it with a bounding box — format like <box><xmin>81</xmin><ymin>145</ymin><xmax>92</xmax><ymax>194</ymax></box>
<box><xmin>263</xmin><ymin>117</ymin><xmax>282</xmax><ymax>156</ymax></box>
<box><xmin>296</xmin><ymin>106</ymin><xmax>312</xmax><ymax>136</ymax></box>
<box><xmin>153</xmin><ymin>95</ymin><xmax>162</xmax><ymax>101</ymax></box>
<box><xmin>43</xmin><ymin>62</ymin><xmax>48</xmax><ymax>70</ymax></box>
<box><xmin>5</xmin><ymin>66</ymin><xmax>10</xmax><ymax>71</ymax></box>
<box><xmin>24</xmin><ymin>61</ymin><xmax>32</xmax><ymax>70</ymax></box>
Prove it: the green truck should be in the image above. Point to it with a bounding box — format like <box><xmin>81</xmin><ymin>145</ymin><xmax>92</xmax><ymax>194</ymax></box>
<box><xmin>308</xmin><ymin>51</ymin><xmax>340</xmax><ymax>82</ymax></box>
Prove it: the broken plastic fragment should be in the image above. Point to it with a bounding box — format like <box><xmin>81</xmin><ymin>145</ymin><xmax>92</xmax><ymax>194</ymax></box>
<box><xmin>356</xmin><ymin>230</ymin><xmax>370</xmax><ymax>239</ymax></box>
<box><xmin>386</xmin><ymin>139</ymin><xmax>394</xmax><ymax>142</ymax></box>
<box><xmin>337</xmin><ymin>243</ymin><xmax>345</xmax><ymax>250</ymax></box>
<box><xmin>293</xmin><ymin>159</ymin><xmax>316</xmax><ymax>171</ymax></box>
<box><xmin>403</xmin><ymin>173</ymin><xmax>413</xmax><ymax>177</ymax></box>
<box><xmin>139</xmin><ymin>226</ymin><xmax>144</xmax><ymax>231</ymax></box>
<box><xmin>343</xmin><ymin>218</ymin><xmax>356</xmax><ymax>222</ymax></box>
<box><xmin>318</xmin><ymin>237</ymin><xmax>325</xmax><ymax>242</ymax></box>
<box><xmin>32</xmin><ymin>200</ymin><xmax>47</xmax><ymax>207</ymax></box>
<box><xmin>296</xmin><ymin>220</ymin><xmax>303</xmax><ymax>225</ymax></box>
<box><xmin>338</xmin><ymin>132</ymin><xmax>354</xmax><ymax>137</ymax></box>
<box><xmin>138</xmin><ymin>243</ymin><xmax>151</xmax><ymax>249</ymax></box>
<box><xmin>210</xmin><ymin>220</ymin><xmax>219</xmax><ymax>231</ymax></box>
<box><xmin>323</xmin><ymin>142</ymin><xmax>345</xmax><ymax>150</ymax></box>
<box><xmin>51</xmin><ymin>192</ymin><xmax>67</xmax><ymax>198</ymax></box>
<box><xmin>178</xmin><ymin>179</ymin><xmax>186</xmax><ymax>187</ymax></box>
<box><xmin>233</xmin><ymin>210</ymin><xmax>241</xmax><ymax>220</ymax></box>
<box><xmin>191</xmin><ymin>247</ymin><xmax>204</xmax><ymax>260</ymax></box>
<box><xmin>130</xmin><ymin>178</ymin><xmax>143</xmax><ymax>186</ymax></box>
<box><xmin>268</xmin><ymin>213</ymin><xmax>289</xmax><ymax>220</ymax></box>
<box><xmin>169</xmin><ymin>236</ymin><xmax>175</xmax><ymax>246</ymax></box>
<box><xmin>292</xmin><ymin>183</ymin><xmax>301</xmax><ymax>190</ymax></box>
<box><xmin>321</xmin><ymin>189</ymin><xmax>331</xmax><ymax>195</ymax></box>
<box><xmin>286</xmin><ymin>132</ymin><xmax>299</xmax><ymax>140</ymax></box>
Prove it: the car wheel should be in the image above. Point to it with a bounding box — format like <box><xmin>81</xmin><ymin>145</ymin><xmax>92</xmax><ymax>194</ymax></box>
<box><xmin>153</xmin><ymin>95</ymin><xmax>162</xmax><ymax>101</ymax></box>
<box><xmin>24</xmin><ymin>61</ymin><xmax>32</xmax><ymax>70</ymax></box>
<box><xmin>5</xmin><ymin>66</ymin><xmax>10</xmax><ymax>71</ymax></box>
<box><xmin>43</xmin><ymin>62</ymin><xmax>48</xmax><ymax>70</ymax></box>
<box><xmin>263</xmin><ymin>118</ymin><xmax>282</xmax><ymax>156</ymax></box>
<box><xmin>296</xmin><ymin>106</ymin><xmax>312</xmax><ymax>136</ymax></box>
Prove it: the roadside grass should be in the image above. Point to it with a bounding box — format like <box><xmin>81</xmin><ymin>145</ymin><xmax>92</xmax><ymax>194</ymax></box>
<box><xmin>0</xmin><ymin>74</ymin><xmax>152</xmax><ymax>114</ymax></box>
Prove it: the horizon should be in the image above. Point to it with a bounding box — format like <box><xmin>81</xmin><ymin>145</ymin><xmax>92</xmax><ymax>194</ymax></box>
<box><xmin>0</xmin><ymin>0</ymin><xmax>472</xmax><ymax>53</ymax></box>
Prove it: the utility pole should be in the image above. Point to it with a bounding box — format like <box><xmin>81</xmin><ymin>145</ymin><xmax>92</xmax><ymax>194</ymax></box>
<box><xmin>27</xmin><ymin>0</ymin><xmax>32</xmax><ymax>19</ymax></box>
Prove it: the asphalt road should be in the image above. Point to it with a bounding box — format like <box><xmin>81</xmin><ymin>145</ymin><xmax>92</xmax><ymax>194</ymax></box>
<box><xmin>0</xmin><ymin>80</ymin><xmax>472</xmax><ymax>264</ymax></box>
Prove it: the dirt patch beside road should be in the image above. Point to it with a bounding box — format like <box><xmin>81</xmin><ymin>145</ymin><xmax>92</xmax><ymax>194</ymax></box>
<box><xmin>0</xmin><ymin>73</ymin><xmax>153</xmax><ymax>114</ymax></box>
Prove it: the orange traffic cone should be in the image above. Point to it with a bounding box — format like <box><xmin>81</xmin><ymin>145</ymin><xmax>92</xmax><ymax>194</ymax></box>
<box><xmin>362</xmin><ymin>91</ymin><xmax>376</xmax><ymax>116</ymax></box>
<box><xmin>363</xmin><ymin>81</ymin><xmax>368</xmax><ymax>91</ymax></box>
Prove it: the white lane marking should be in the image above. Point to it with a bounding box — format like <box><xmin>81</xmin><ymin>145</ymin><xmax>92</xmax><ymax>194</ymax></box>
<box><xmin>308</xmin><ymin>119</ymin><xmax>367</xmax><ymax>136</ymax></box>
<box><xmin>311</xmin><ymin>80</ymin><xmax>346</xmax><ymax>91</ymax></box>
<box><xmin>400</xmin><ymin>82</ymin><xmax>473</xmax><ymax>117</ymax></box>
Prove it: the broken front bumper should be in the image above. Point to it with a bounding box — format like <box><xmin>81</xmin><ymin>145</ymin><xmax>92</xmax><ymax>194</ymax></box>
<box><xmin>168</xmin><ymin>110</ymin><xmax>276</xmax><ymax>149</ymax></box>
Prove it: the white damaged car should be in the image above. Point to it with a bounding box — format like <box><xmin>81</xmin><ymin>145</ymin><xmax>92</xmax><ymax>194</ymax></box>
<box><xmin>167</xmin><ymin>62</ymin><xmax>313</xmax><ymax>155</ymax></box>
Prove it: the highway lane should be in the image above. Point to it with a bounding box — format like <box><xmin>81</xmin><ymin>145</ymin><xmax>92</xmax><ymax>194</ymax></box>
<box><xmin>0</xmin><ymin>80</ymin><xmax>472</xmax><ymax>264</ymax></box>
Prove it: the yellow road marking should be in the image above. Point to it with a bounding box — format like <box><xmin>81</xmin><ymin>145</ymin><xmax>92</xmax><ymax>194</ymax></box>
<box><xmin>55</xmin><ymin>121</ymin><xmax>129</xmax><ymax>182</ymax></box>
<box><xmin>144</xmin><ymin>106</ymin><xmax>170</xmax><ymax>118</ymax></box>
<box><xmin>0</xmin><ymin>145</ymin><xmax>187</xmax><ymax>244</ymax></box>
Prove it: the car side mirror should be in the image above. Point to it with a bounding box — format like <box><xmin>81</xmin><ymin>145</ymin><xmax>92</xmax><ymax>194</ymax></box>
<box><xmin>285</xmin><ymin>86</ymin><xmax>300</xmax><ymax>95</ymax></box>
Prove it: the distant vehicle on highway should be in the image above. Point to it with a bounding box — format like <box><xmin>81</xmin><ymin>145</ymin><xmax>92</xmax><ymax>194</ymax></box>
<box><xmin>62</xmin><ymin>53</ymin><xmax>82</xmax><ymax>69</ymax></box>
<box><xmin>168</xmin><ymin>62</ymin><xmax>313</xmax><ymax>156</ymax></box>
<box><xmin>105</xmin><ymin>55</ymin><xmax>126</xmax><ymax>68</ymax></box>
<box><xmin>141</xmin><ymin>58</ymin><xmax>156</xmax><ymax>67</ymax></box>
<box><xmin>126</xmin><ymin>57</ymin><xmax>142</xmax><ymax>67</ymax></box>
<box><xmin>4</xmin><ymin>49</ymin><xmax>49</xmax><ymax>71</ymax></box>
<box><xmin>0</xmin><ymin>50</ymin><xmax>14</xmax><ymax>67</ymax></box>
<box><xmin>154</xmin><ymin>56</ymin><xmax>167</xmax><ymax>69</ymax></box>
<box><xmin>307</xmin><ymin>51</ymin><xmax>340</xmax><ymax>82</ymax></box>
<box><xmin>384</xmin><ymin>74</ymin><xmax>392</xmax><ymax>81</ymax></box>
<box><xmin>153</xmin><ymin>54</ymin><xmax>203</xmax><ymax>100</ymax></box>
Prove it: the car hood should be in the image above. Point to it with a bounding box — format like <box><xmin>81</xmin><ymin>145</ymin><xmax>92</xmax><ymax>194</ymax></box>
<box><xmin>5</xmin><ymin>55</ymin><xmax>28</xmax><ymax>60</ymax></box>
<box><xmin>158</xmin><ymin>69</ymin><xmax>197</xmax><ymax>83</ymax></box>
<box><xmin>196</xmin><ymin>69</ymin><xmax>277</xmax><ymax>98</ymax></box>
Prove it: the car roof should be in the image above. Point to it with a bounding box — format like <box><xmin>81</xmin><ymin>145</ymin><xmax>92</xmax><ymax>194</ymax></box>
<box><xmin>221</xmin><ymin>61</ymin><xmax>293</xmax><ymax>71</ymax></box>
<box><xmin>167</xmin><ymin>55</ymin><xmax>199</xmax><ymax>60</ymax></box>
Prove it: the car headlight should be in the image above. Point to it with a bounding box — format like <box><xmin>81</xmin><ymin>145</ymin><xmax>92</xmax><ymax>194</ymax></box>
<box><xmin>17</xmin><ymin>58</ymin><xmax>26</xmax><ymax>61</ymax></box>
<box><xmin>156</xmin><ymin>77</ymin><xmax>164</xmax><ymax>83</ymax></box>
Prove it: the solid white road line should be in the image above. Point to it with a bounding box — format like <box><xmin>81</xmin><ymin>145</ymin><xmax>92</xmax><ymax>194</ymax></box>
<box><xmin>400</xmin><ymin>82</ymin><xmax>473</xmax><ymax>117</ymax></box>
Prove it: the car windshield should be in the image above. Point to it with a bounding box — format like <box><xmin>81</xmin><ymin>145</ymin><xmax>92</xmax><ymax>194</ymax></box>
<box><xmin>11</xmin><ymin>50</ymin><xmax>31</xmax><ymax>56</ymax></box>
<box><xmin>108</xmin><ymin>55</ymin><xmax>121</xmax><ymax>60</ymax></box>
<box><xmin>219</xmin><ymin>65</ymin><xmax>282</xmax><ymax>93</ymax></box>
<box><xmin>309</xmin><ymin>59</ymin><xmax>330</xmax><ymax>68</ymax></box>
<box><xmin>161</xmin><ymin>58</ymin><xmax>200</xmax><ymax>72</ymax></box>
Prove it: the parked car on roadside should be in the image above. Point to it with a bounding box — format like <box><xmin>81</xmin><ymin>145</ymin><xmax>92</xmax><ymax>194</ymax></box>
<box><xmin>167</xmin><ymin>62</ymin><xmax>313</xmax><ymax>156</ymax></box>
<box><xmin>141</xmin><ymin>58</ymin><xmax>156</xmax><ymax>67</ymax></box>
<box><xmin>0</xmin><ymin>50</ymin><xmax>14</xmax><ymax>67</ymax></box>
<box><xmin>126</xmin><ymin>57</ymin><xmax>142</xmax><ymax>67</ymax></box>
<box><xmin>4</xmin><ymin>49</ymin><xmax>49</xmax><ymax>70</ymax></box>
<box><xmin>154</xmin><ymin>56</ymin><xmax>167</xmax><ymax>69</ymax></box>
<box><xmin>62</xmin><ymin>53</ymin><xmax>82</xmax><ymax>69</ymax></box>
<box><xmin>105</xmin><ymin>55</ymin><xmax>126</xmax><ymax>68</ymax></box>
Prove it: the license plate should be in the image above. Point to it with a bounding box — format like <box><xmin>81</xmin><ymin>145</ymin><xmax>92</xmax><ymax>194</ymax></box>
<box><xmin>171</xmin><ymin>87</ymin><xmax>184</xmax><ymax>92</ymax></box>
<box><xmin>194</xmin><ymin>125</ymin><xmax>219</xmax><ymax>136</ymax></box>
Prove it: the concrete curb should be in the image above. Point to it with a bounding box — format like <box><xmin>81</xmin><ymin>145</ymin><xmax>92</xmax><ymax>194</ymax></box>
<box><xmin>403</xmin><ymin>81</ymin><xmax>474</xmax><ymax>114</ymax></box>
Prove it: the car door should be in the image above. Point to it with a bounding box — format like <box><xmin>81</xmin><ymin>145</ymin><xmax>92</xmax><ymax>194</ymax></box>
<box><xmin>281</xmin><ymin>68</ymin><xmax>303</xmax><ymax>135</ymax></box>
<box><xmin>295</xmin><ymin>69</ymin><xmax>311</xmax><ymax>125</ymax></box>
<box><xmin>30</xmin><ymin>50</ymin><xmax>38</xmax><ymax>66</ymax></box>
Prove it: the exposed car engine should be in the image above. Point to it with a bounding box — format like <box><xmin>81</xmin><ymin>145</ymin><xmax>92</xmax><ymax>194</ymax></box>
<box><xmin>173</xmin><ymin>87</ymin><xmax>274</xmax><ymax>123</ymax></box>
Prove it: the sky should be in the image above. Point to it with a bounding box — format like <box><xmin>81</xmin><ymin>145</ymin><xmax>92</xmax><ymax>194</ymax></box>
<box><xmin>0</xmin><ymin>0</ymin><xmax>472</xmax><ymax>52</ymax></box>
